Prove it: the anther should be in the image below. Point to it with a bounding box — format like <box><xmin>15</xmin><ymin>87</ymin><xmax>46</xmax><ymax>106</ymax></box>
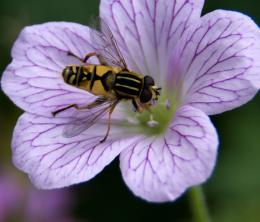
<box><xmin>147</xmin><ymin>114</ymin><xmax>159</xmax><ymax>127</ymax></box>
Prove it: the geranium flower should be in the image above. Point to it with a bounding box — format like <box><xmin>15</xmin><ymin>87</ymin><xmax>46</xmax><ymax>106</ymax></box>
<box><xmin>1</xmin><ymin>0</ymin><xmax>260</xmax><ymax>202</ymax></box>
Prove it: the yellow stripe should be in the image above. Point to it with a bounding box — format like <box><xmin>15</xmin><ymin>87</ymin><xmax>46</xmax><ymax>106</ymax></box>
<box><xmin>69</xmin><ymin>75</ymin><xmax>76</xmax><ymax>84</ymax></box>
<box><xmin>63</xmin><ymin>69</ymin><xmax>70</xmax><ymax>82</ymax></box>
<box><xmin>83</xmin><ymin>69</ymin><xmax>88</xmax><ymax>75</ymax></box>
<box><xmin>76</xmin><ymin>66</ymin><xmax>81</xmax><ymax>86</ymax></box>
<box><xmin>72</xmin><ymin>66</ymin><xmax>77</xmax><ymax>73</ymax></box>
<box><xmin>115</xmin><ymin>83</ymin><xmax>139</xmax><ymax>91</ymax></box>
<box><xmin>117</xmin><ymin>76</ymin><xmax>141</xmax><ymax>83</ymax></box>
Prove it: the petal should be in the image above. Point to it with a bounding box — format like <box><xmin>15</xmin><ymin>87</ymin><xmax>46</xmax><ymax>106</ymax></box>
<box><xmin>12</xmin><ymin>112</ymin><xmax>133</xmax><ymax>189</ymax></box>
<box><xmin>120</xmin><ymin>105</ymin><xmax>218</xmax><ymax>202</ymax></box>
<box><xmin>100</xmin><ymin>0</ymin><xmax>204</xmax><ymax>83</ymax></box>
<box><xmin>1</xmin><ymin>22</ymin><xmax>98</xmax><ymax>117</ymax></box>
<box><xmin>170</xmin><ymin>10</ymin><xmax>260</xmax><ymax>115</ymax></box>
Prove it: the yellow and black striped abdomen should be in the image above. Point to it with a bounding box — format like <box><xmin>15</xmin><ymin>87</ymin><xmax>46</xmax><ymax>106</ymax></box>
<box><xmin>114</xmin><ymin>73</ymin><xmax>143</xmax><ymax>99</ymax></box>
<box><xmin>62</xmin><ymin>65</ymin><xmax>91</xmax><ymax>86</ymax></box>
<box><xmin>62</xmin><ymin>65</ymin><xmax>117</xmax><ymax>97</ymax></box>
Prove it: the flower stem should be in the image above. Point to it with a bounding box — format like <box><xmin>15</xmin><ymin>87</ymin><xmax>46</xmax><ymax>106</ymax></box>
<box><xmin>188</xmin><ymin>186</ymin><xmax>211</xmax><ymax>222</ymax></box>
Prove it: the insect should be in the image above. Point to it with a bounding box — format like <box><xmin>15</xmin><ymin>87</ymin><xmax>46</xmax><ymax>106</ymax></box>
<box><xmin>52</xmin><ymin>19</ymin><xmax>161</xmax><ymax>143</ymax></box>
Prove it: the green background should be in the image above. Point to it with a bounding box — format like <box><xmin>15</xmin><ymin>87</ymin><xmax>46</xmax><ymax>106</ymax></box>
<box><xmin>0</xmin><ymin>0</ymin><xmax>259</xmax><ymax>222</ymax></box>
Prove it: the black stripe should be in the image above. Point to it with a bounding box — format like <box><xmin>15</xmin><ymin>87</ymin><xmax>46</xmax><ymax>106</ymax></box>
<box><xmin>115</xmin><ymin>77</ymin><xmax>142</xmax><ymax>90</ymax></box>
<box><xmin>90</xmin><ymin>66</ymin><xmax>97</xmax><ymax>90</ymax></box>
<box><xmin>76</xmin><ymin>66</ymin><xmax>82</xmax><ymax>86</ymax></box>
<box><xmin>86</xmin><ymin>73</ymin><xmax>92</xmax><ymax>80</ymax></box>
<box><xmin>117</xmin><ymin>73</ymin><xmax>142</xmax><ymax>81</ymax></box>
<box><xmin>115</xmin><ymin>85</ymin><xmax>140</xmax><ymax>96</ymax></box>
<box><xmin>101</xmin><ymin>71</ymin><xmax>113</xmax><ymax>91</ymax></box>
<box><xmin>78</xmin><ymin>69</ymin><xmax>92</xmax><ymax>82</ymax></box>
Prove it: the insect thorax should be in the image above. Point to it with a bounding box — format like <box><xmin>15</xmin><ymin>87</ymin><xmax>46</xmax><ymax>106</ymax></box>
<box><xmin>114</xmin><ymin>72</ymin><xmax>143</xmax><ymax>99</ymax></box>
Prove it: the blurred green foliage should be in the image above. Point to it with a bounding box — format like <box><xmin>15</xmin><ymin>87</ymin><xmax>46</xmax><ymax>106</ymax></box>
<box><xmin>0</xmin><ymin>0</ymin><xmax>259</xmax><ymax>222</ymax></box>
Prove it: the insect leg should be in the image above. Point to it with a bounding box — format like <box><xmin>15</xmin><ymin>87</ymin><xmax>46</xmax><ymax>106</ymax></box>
<box><xmin>67</xmin><ymin>51</ymin><xmax>86</xmax><ymax>63</ymax></box>
<box><xmin>82</xmin><ymin>52</ymin><xmax>108</xmax><ymax>65</ymax></box>
<box><xmin>132</xmin><ymin>98</ymin><xmax>144</xmax><ymax>113</ymax></box>
<box><xmin>132</xmin><ymin>99</ymin><xmax>138</xmax><ymax>112</ymax></box>
<box><xmin>99</xmin><ymin>101</ymin><xmax>119</xmax><ymax>143</ymax></box>
<box><xmin>52</xmin><ymin>104</ymin><xmax>88</xmax><ymax>116</ymax></box>
<box><xmin>67</xmin><ymin>51</ymin><xmax>98</xmax><ymax>63</ymax></box>
<box><xmin>52</xmin><ymin>97</ymin><xmax>107</xmax><ymax>116</ymax></box>
<box><xmin>67</xmin><ymin>51</ymin><xmax>108</xmax><ymax>65</ymax></box>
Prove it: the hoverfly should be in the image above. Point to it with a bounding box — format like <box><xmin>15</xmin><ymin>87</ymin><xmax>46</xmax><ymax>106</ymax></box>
<box><xmin>52</xmin><ymin>19</ymin><xmax>161</xmax><ymax>143</ymax></box>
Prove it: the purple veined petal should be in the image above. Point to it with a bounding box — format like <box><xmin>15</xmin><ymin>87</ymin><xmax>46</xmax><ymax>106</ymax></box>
<box><xmin>169</xmin><ymin>10</ymin><xmax>260</xmax><ymax>115</ymax></box>
<box><xmin>248</xmin><ymin>44</ymin><xmax>260</xmax><ymax>89</ymax></box>
<box><xmin>1</xmin><ymin>22</ymin><xmax>99</xmax><ymax>117</ymax></box>
<box><xmin>100</xmin><ymin>0</ymin><xmax>204</xmax><ymax>84</ymax></box>
<box><xmin>120</xmin><ymin>105</ymin><xmax>218</xmax><ymax>202</ymax></box>
<box><xmin>12</xmin><ymin>112</ymin><xmax>135</xmax><ymax>189</ymax></box>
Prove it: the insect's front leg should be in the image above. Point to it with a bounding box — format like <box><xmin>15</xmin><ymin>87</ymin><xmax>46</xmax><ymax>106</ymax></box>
<box><xmin>132</xmin><ymin>99</ymin><xmax>138</xmax><ymax>112</ymax></box>
<box><xmin>132</xmin><ymin>98</ymin><xmax>152</xmax><ymax>113</ymax></box>
<box><xmin>132</xmin><ymin>99</ymin><xmax>144</xmax><ymax>113</ymax></box>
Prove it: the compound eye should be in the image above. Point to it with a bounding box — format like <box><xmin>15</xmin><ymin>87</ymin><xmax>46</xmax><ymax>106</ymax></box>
<box><xmin>140</xmin><ymin>89</ymin><xmax>152</xmax><ymax>103</ymax></box>
<box><xmin>144</xmin><ymin>76</ymin><xmax>155</xmax><ymax>87</ymax></box>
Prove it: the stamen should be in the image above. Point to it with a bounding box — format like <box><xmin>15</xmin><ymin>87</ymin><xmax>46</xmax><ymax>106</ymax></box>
<box><xmin>126</xmin><ymin>94</ymin><xmax>177</xmax><ymax>136</ymax></box>
<box><xmin>165</xmin><ymin>99</ymin><xmax>171</xmax><ymax>110</ymax></box>
<box><xmin>147</xmin><ymin>114</ymin><xmax>159</xmax><ymax>127</ymax></box>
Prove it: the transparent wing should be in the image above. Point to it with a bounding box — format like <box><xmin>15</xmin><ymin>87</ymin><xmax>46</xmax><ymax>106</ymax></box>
<box><xmin>90</xmin><ymin>17</ymin><xmax>128</xmax><ymax>69</ymax></box>
<box><xmin>63</xmin><ymin>98</ymin><xmax>119</xmax><ymax>138</ymax></box>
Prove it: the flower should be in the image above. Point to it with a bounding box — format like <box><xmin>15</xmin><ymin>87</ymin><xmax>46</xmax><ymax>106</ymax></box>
<box><xmin>0</xmin><ymin>167</ymin><xmax>76</xmax><ymax>222</ymax></box>
<box><xmin>1</xmin><ymin>0</ymin><xmax>260</xmax><ymax>202</ymax></box>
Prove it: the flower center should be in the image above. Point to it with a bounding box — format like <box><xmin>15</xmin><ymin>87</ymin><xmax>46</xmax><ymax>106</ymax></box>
<box><xmin>125</xmin><ymin>93</ymin><xmax>178</xmax><ymax>136</ymax></box>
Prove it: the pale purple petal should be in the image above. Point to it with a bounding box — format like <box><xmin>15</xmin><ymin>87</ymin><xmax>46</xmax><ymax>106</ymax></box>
<box><xmin>12</xmin><ymin>112</ymin><xmax>134</xmax><ymax>189</ymax></box>
<box><xmin>100</xmin><ymin>0</ymin><xmax>204</xmax><ymax>83</ymax></box>
<box><xmin>120</xmin><ymin>105</ymin><xmax>218</xmax><ymax>202</ymax></box>
<box><xmin>170</xmin><ymin>10</ymin><xmax>260</xmax><ymax>115</ymax></box>
<box><xmin>1</xmin><ymin>22</ymin><xmax>99</xmax><ymax>117</ymax></box>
